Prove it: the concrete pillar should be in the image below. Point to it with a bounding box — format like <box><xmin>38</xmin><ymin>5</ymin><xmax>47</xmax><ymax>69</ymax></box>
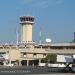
<box><xmin>9</xmin><ymin>60</ymin><xmax>11</xmax><ymax>64</ymax></box>
<box><xmin>3</xmin><ymin>61</ymin><xmax>6</xmax><ymax>66</ymax></box>
<box><xmin>19</xmin><ymin>60</ymin><xmax>22</xmax><ymax>66</ymax></box>
<box><xmin>39</xmin><ymin>59</ymin><xmax>41</xmax><ymax>66</ymax></box>
<box><xmin>27</xmin><ymin>60</ymin><xmax>29</xmax><ymax>66</ymax></box>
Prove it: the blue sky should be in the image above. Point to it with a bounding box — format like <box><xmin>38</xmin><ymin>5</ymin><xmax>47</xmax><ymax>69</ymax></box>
<box><xmin>0</xmin><ymin>0</ymin><xmax>75</xmax><ymax>43</ymax></box>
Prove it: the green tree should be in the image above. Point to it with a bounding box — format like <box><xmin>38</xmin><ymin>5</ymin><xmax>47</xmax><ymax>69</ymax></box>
<box><xmin>44</xmin><ymin>54</ymin><xmax>57</xmax><ymax>63</ymax></box>
<box><xmin>73</xmin><ymin>38</ymin><xmax>75</xmax><ymax>43</ymax></box>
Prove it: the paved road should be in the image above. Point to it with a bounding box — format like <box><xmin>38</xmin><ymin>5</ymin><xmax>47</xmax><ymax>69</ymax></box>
<box><xmin>0</xmin><ymin>73</ymin><xmax>75</xmax><ymax>75</ymax></box>
<box><xmin>0</xmin><ymin>66</ymin><xmax>74</xmax><ymax>75</ymax></box>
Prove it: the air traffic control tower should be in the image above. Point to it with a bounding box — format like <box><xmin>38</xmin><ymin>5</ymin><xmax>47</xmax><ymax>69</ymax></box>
<box><xmin>20</xmin><ymin>16</ymin><xmax>34</xmax><ymax>43</ymax></box>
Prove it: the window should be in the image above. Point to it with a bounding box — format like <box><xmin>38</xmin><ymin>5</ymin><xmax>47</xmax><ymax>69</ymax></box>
<box><xmin>43</xmin><ymin>53</ymin><xmax>46</xmax><ymax>57</ymax></box>
<box><xmin>34</xmin><ymin>53</ymin><xmax>37</xmax><ymax>58</ymax></box>
<box><xmin>23</xmin><ymin>53</ymin><xmax>27</xmax><ymax>57</ymax></box>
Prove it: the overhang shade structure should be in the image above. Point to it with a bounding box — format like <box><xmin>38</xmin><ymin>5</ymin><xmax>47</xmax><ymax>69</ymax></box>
<box><xmin>57</xmin><ymin>55</ymin><xmax>73</xmax><ymax>63</ymax></box>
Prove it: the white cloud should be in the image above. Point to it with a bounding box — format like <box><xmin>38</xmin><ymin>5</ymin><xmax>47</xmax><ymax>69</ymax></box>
<box><xmin>19</xmin><ymin>0</ymin><xmax>34</xmax><ymax>5</ymax></box>
<box><xmin>32</xmin><ymin>0</ymin><xmax>47</xmax><ymax>8</ymax></box>
<box><xmin>19</xmin><ymin>0</ymin><xmax>64</xmax><ymax>8</ymax></box>
<box><xmin>50</xmin><ymin>0</ymin><xmax>64</xmax><ymax>6</ymax></box>
<box><xmin>33</xmin><ymin>0</ymin><xmax>64</xmax><ymax>8</ymax></box>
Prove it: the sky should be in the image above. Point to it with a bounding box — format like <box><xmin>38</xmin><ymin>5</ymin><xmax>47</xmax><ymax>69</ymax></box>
<box><xmin>0</xmin><ymin>0</ymin><xmax>75</xmax><ymax>43</ymax></box>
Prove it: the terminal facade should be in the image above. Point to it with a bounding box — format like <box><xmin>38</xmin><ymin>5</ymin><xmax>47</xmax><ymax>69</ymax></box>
<box><xmin>0</xmin><ymin>16</ymin><xmax>75</xmax><ymax>66</ymax></box>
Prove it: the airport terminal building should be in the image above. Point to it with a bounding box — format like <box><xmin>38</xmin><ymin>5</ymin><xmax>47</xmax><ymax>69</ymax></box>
<box><xmin>0</xmin><ymin>16</ymin><xmax>75</xmax><ymax>66</ymax></box>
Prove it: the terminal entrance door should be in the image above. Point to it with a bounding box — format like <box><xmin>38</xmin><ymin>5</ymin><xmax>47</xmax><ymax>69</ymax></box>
<box><xmin>21</xmin><ymin>60</ymin><xmax>27</xmax><ymax>66</ymax></box>
<box><xmin>29</xmin><ymin>60</ymin><xmax>39</xmax><ymax>66</ymax></box>
<box><xmin>0</xmin><ymin>61</ymin><xmax>4</xmax><ymax>65</ymax></box>
<box><xmin>34</xmin><ymin>60</ymin><xmax>39</xmax><ymax>66</ymax></box>
<box><xmin>21</xmin><ymin>60</ymin><xmax>39</xmax><ymax>66</ymax></box>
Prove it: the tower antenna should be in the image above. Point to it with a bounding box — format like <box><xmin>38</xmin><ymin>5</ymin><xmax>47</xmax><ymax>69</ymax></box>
<box><xmin>16</xmin><ymin>27</ymin><xmax>19</xmax><ymax>45</ymax></box>
<box><xmin>39</xmin><ymin>30</ymin><xmax>42</xmax><ymax>44</ymax></box>
<box><xmin>39</xmin><ymin>26</ymin><xmax>43</xmax><ymax>44</ymax></box>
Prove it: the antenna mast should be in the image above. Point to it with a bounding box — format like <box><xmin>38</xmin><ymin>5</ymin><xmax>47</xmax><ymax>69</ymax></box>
<box><xmin>16</xmin><ymin>27</ymin><xmax>19</xmax><ymax>45</ymax></box>
<box><xmin>39</xmin><ymin>26</ymin><xmax>43</xmax><ymax>44</ymax></box>
<box><xmin>39</xmin><ymin>31</ymin><xmax>42</xmax><ymax>44</ymax></box>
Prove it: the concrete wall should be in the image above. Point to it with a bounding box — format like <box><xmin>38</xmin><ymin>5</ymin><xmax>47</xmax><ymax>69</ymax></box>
<box><xmin>37</xmin><ymin>54</ymin><xmax>44</xmax><ymax>58</ymax></box>
<box><xmin>9</xmin><ymin>50</ymin><xmax>20</xmax><ymax>61</ymax></box>
<box><xmin>21</xmin><ymin>24</ymin><xmax>32</xmax><ymax>42</ymax></box>
<box><xmin>27</xmin><ymin>54</ymin><xmax>33</xmax><ymax>58</ymax></box>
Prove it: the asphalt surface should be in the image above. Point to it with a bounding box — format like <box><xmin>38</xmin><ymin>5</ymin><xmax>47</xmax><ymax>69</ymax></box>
<box><xmin>0</xmin><ymin>73</ymin><xmax>75</xmax><ymax>75</ymax></box>
<box><xmin>0</xmin><ymin>66</ymin><xmax>61</xmax><ymax>74</ymax></box>
<box><xmin>0</xmin><ymin>66</ymin><xmax>74</xmax><ymax>75</ymax></box>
